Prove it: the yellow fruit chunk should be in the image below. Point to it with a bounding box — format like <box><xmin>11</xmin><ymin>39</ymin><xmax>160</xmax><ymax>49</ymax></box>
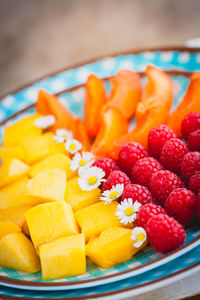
<box><xmin>0</xmin><ymin>146</ymin><xmax>24</xmax><ymax>163</ymax></box>
<box><xmin>0</xmin><ymin>232</ymin><xmax>40</xmax><ymax>273</ymax></box>
<box><xmin>0</xmin><ymin>204</ymin><xmax>35</xmax><ymax>227</ymax></box>
<box><xmin>3</xmin><ymin>114</ymin><xmax>42</xmax><ymax>147</ymax></box>
<box><xmin>21</xmin><ymin>133</ymin><xmax>66</xmax><ymax>165</ymax></box>
<box><xmin>0</xmin><ymin>221</ymin><xmax>21</xmax><ymax>239</ymax></box>
<box><xmin>26</xmin><ymin>169</ymin><xmax>66</xmax><ymax>202</ymax></box>
<box><xmin>86</xmin><ymin>227</ymin><xmax>147</xmax><ymax>269</ymax></box>
<box><xmin>25</xmin><ymin>201</ymin><xmax>79</xmax><ymax>250</ymax></box>
<box><xmin>65</xmin><ymin>177</ymin><xmax>100</xmax><ymax>211</ymax></box>
<box><xmin>29</xmin><ymin>153</ymin><xmax>76</xmax><ymax>179</ymax></box>
<box><xmin>0</xmin><ymin>159</ymin><xmax>29</xmax><ymax>188</ymax></box>
<box><xmin>39</xmin><ymin>233</ymin><xmax>86</xmax><ymax>280</ymax></box>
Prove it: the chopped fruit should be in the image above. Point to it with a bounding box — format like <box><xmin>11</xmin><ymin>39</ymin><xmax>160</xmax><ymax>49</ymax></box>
<box><xmin>197</xmin><ymin>193</ymin><xmax>200</xmax><ymax>220</ymax></box>
<box><xmin>0</xmin><ymin>146</ymin><xmax>24</xmax><ymax>163</ymax></box>
<box><xmin>160</xmin><ymin>138</ymin><xmax>188</xmax><ymax>173</ymax></box>
<box><xmin>84</xmin><ymin>74</ymin><xmax>107</xmax><ymax>138</ymax></box>
<box><xmin>0</xmin><ymin>159</ymin><xmax>29</xmax><ymax>188</ymax></box>
<box><xmin>118</xmin><ymin>142</ymin><xmax>148</xmax><ymax>176</ymax></box>
<box><xmin>3</xmin><ymin>114</ymin><xmax>42</xmax><ymax>147</ymax></box>
<box><xmin>0</xmin><ymin>204</ymin><xmax>34</xmax><ymax>228</ymax></box>
<box><xmin>180</xmin><ymin>152</ymin><xmax>200</xmax><ymax>183</ymax></box>
<box><xmin>189</xmin><ymin>172</ymin><xmax>200</xmax><ymax>194</ymax></box>
<box><xmin>122</xmin><ymin>184</ymin><xmax>154</xmax><ymax>205</ymax></box>
<box><xmin>146</xmin><ymin>214</ymin><xmax>186</xmax><ymax>253</ymax></box>
<box><xmin>39</xmin><ymin>234</ymin><xmax>86</xmax><ymax>280</ymax></box>
<box><xmin>131</xmin><ymin>157</ymin><xmax>163</xmax><ymax>188</ymax></box>
<box><xmin>187</xmin><ymin>129</ymin><xmax>200</xmax><ymax>151</ymax></box>
<box><xmin>150</xmin><ymin>170</ymin><xmax>185</xmax><ymax>206</ymax></box>
<box><xmin>102</xmin><ymin>170</ymin><xmax>131</xmax><ymax>192</ymax></box>
<box><xmin>148</xmin><ymin>125</ymin><xmax>177</xmax><ymax>160</ymax></box>
<box><xmin>0</xmin><ymin>232</ymin><xmax>40</xmax><ymax>273</ymax></box>
<box><xmin>65</xmin><ymin>177</ymin><xmax>100</xmax><ymax>211</ymax></box>
<box><xmin>25</xmin><ymin>201</ymin><xmax>79</xmax><ymax>250</ymax></box>
<box><xmin>181</xmin><ymin>112</ymin><xmax>200</xmax><ymax>139</ymax></box>
<box><xmin>29</xmin><ymin>153</ymin><xmax>76</xmax><ymax>179</ymax></box>
<box><xmin>74</xmin><ymin>117</ymin><xmax>91</xmax><ymax>150</ymax></box>
<box><xmin>86</xmin><ymin>227</ymin><xmax>147</xmax><ymax>269</ymax></box>
<box><xmin>135</xmin><ymin>203</ymin><xmax>165</xmax><ymax>228</ymax></box>
<box><xmin>92</xmin><ymin>157</ymin><xmax>119</xmax><ymax>179</ymax></box>
<box><xmin>165</xmin><ymin>188</ymin><xmax>197</xmax><ymax>226</ymax></box>
<box><xmin>0</xmin><ymin>221</ymin><xmax>21</xmax><ymax>239</ymax></box>
<box><xmin>26</xmin><ymin>169</ymin><xmax>66</xmax><ymax>202</ymax></box>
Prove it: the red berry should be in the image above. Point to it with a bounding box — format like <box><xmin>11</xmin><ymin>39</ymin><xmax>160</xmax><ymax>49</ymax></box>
<box><xmin>197</xmin><ymin>192</ymin><xmax>200</xmax><ymax>220</ymax></box>
<box><xmin>180</xmin><ymin>152</ymin><xmax>200</xmax><ymax>183</ymax></box>
<box><xmin>135</xmin><ymin>203</ymin><xmax>165</xmax><ymax>228</ymax></box>
<box><xmin>92</xmin><ymin>158</ymin><xmax>119</xmax><ymax>179</ymax></box>
<box><xmin>131</xmin><ymin>157</ymin><xmax>163</xmax><ymax>187</ymax></box>
<box><xmin>150</xmin><ymin>170</ymin><xmax>185</xmax><ymax>206</ymax></box>
<box><xmin>121</xmin><ymin>184</ymin><xmax>154</xmax><ymax>205</ymax></box>
<box><xmin>160</xmin><ymin>138</ymin><xmax>188</xmax><ymax>173</ymax></box>
<box><xmin>181</xmin><ymin>112</ymin><xmax>200</xmax><ymax>139</ymax></box>
<box><xmin>189</xmin><ymin>171</ymin><xmax>200</xmax><ymax>194</ymax></box>
<box><xmin>118</xmin><ymin>142</ymin><xmax>148</xmax><ymax>175</ymax></box>
<box><xmin>187</xmin><ymin>129</ymin><xmax>200</xmax><ymax>151</ymax></box>
<box><xmin>102</xmin><ymin>170</ymin><xmax>131</xmax><ymax>192</ymax></box>
<box><xmin>148</xmin><ymin>125</ymin><xmax>177</xmax><ymax>159</ymax></box>
<box><xmin>165</xmin><ymin>188</ymin><xmax>197</xmax><ymax>226</ymax></box>
<box><xmin>146</xmin><ymin>214</ymin><xmax>186</xmax><ymax>253</ymax></box>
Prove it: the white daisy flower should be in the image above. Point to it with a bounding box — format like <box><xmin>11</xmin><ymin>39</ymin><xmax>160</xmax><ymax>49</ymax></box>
<box><xmin>100</xmin><ymin>184</ymin><xmax>124</xmax><ymax>205</ymax></box>
<box><xmin>78</xmin><ymin>166</ymin><xmax>105</xmax><ymax>191</ymax></box>
<box><xmin>131</xmin><ymin>227</ymin><xmax>147</xmax><ymax>248</ymax></box>
<box><xmin>34</xmin><ymin>115</ymin><xmax>55</xmax><ymax>129</ymax></box>
<box><xmin>53</xmin><ymin>128</ymin><xmax>73</xmax><ymax>143</ymax></box>
<box><xmin>65</xmin><ymin>139</ymin><xmax>82</xmax><ymax>154</ymax></box>
<box><xmin>116</xmin><ymin>199</ymin><xmax>141</xmax><ymax>225</ymax></box>
<box><xmin>70</xmin><ymin>151</ymin><xmax>94</xmax><ymax>171</ymax></box>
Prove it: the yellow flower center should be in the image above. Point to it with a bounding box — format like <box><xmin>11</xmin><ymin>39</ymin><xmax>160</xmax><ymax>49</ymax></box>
<box><xmin>61</xmin><ymin>134</ymin><xmax>67</xmax><ymax>138</ymax></box>
<box><xmin>88</xmin><ymin>176</ymin><xmax>97</xmax><ymax>185</ymax></box>
<box><xmin>109</xmin><ymin>191</ymin><xmax>118</xmax><ymax>199</ymax></box>
<box><xmin>79</xmin><ymin>159</ymin><xmax>86</xmax><ymax>166</ymax></box>
<box><xmin>137</xmin><ymin>233</ymin><xmax>145</xmax><ymax>241</ymax></box>
<box><xmin>69</xmin><ymin>144</ymin><xmax>76</xmax><ymax>150</ymax></box>
<box><xmin>125</xmin><ymin>207</ymin><xmax>134</xmax><ymax>216</ymax></box>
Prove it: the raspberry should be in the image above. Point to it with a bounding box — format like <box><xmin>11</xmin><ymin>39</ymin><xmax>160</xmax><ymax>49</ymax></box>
<box><xmin>197</xmin><ymin>192</ymin><xmax>200</xmax><ymax>221</ymax></box>
<box><xmin>148</xmin><ymin>125</ymin><xmax>177</xmax><ymax>159</ymax></box>
<box><xmin>118</xmin><ymin>142</ymin><xmax>148</xmax><ymax>176</ymax></box>
<box><xmin>160</xmin><ymin>138</ymin><xmax>188</xmax><ymax>173</ymax></box>
<box><xmin>165</xmin><ymin>188</ymin><xmax>197</xmax><ymax>226</ymax></box>
<box><xmin>189</xmin><ymin>171</ymin><xmax>200</xmax><ymax>194</ymax></box>
<box><xmin>150</xmin><ymin>170</ymin><xmax>185</xmax><ymax>206</ymax></box>
<box><xmin>121</xmin><ymin>184</ymin><xmax>154</xmax><ymax>205</ymax></box>
<box><xmin>181</xmin><ymin>112</ymin><xmax>200</xmax><ymax>139</ymax></box>
<box><xmin>131</xmin><ymin>157</ymin><xmax>163</xmax><ymax>187</ymax></box>
<box><xmin>102</xmin><ymin>170</ymin><xmax>131</xmax><ymax>192</ymax></box>
<box><xmin>187</xmin><ymin>129</ymin><xmax>200</xmax><ymax>151</ymax></box>
<box><xmin>146</xmin><ymin>214</ymin><xmax>186</xmax><ymax>253</ymax></box>
<box><xmin>180</xmin><ymin>152</ymin><xmax>200</xmax><ymax>183</ymax></box>
<box><xmin>92</xmin><ymin>158</ymin><xmax>119</xmax><ymax>179</ymax></box>
<box><xmin>135</xmin><ymin>203</ymin><xmax>165</xmax><ymax>228</ymax></box>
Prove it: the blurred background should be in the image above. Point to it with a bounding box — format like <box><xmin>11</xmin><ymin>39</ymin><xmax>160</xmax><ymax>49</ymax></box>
<box><xmin>0</xmin><ymin>0</ymin><xmax>200</xmax><ymax>97</ymax></box>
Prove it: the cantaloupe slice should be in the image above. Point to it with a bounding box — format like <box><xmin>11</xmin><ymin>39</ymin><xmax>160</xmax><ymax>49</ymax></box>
<box><xmin>0</xmin><ymin>221</ymin><xmax>21</xmax><ymax>240</ymax></box>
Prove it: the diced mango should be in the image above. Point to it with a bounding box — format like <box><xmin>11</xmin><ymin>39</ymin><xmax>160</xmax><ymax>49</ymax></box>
<box><xmin>0</xmin><ymin>221</ymin><xmax>21</xmax><ymax>239</ymax></box>
<box><xmin>0</xmin><ymin>232</ymin><xmax>40</xmax><ymax>273</ymax></box>
<box><xmin>0</xmin><ymin>204</ymin><xmax>35</xmax><ymax>227</ymax></box>
<box><xmin>65</xmin><ymin>177</ymin><xmax>100</xmax><ymax>211</ymax></box>
<box><xmin>21</xmin><ymin>133</ymin><xmax>66</xmax><ymax>165</ymax></box>
<box><xmin>25</xmin><ymin>201</ymin><xmax>79</xmax><ymax>250</ymax></box>
<box><xmin>86</xmin><ymin>227</ymin><xmax>147</xmax><ymax>269</ymax></box>
<box><xmin>39</xmin><ymin>234</ymin><xmax>86</xmax><ymax>280</ymax></box>
<box><xmin>26</xmin><ymin>169</ymin><xmax>66</xmax><ymax>202</ymax></box>
<box><xmin>0</xmin><ymin>159</ymin><xmax>29</xmax><ymax>188</ymax></box>
<box><xmin>3</xmin><ymin>114</ymin><xmax>42</xmax><ymax>147</ymax></box>
<box><xmin>0</xmin><ymin>146</ymin><xmax>24</xmax><ymax>163</ymax></box>
<box><xmin>29</xmin><ymin>153</ymin><xmax>76</xmax><ymax>179</ymax></box>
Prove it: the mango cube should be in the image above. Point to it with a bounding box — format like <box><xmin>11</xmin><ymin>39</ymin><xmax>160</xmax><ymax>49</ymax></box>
<box><xmin>39</xmin><ymin>234</ymin><xmax>86</xmax><ymax>280</ymax></box>
<box><xmin>25</xmin><ymin>201</ymin><xmax>79</xmax><ymax>250</ymax></box>
<box><xmin>65</xmin><ymin>177</ymin><xmax>100</xmax><ymax>211</ymax></box>
<box><xmin>3</xmin><ymin>114</ymin><xmax>42</xmax><ymax>147</ymax></box>
<box><xmin>0</xmin><ymin>204</ymin><xmax>35</xmax><ymax>227</ymax></box>
<box><xmin>0</xmin><ymin>232</ymin><xmax>40</xmax><ymax>273</ymax></box>
<box><xmin>0</xmin><ymin>146</ymin><xmax>24</xmax><ymax>163</ymax></box>
<box><xmin>0</xmin><ymin>221</ymin><xmax>21</xmax><ymax>239</ymax></box>
<box><xmin>0</xmin><ymin>159</ymin><xmax>29</xmax><ymax>188</ymax></box>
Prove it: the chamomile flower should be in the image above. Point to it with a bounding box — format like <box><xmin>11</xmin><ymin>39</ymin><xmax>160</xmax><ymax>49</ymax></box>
<box><xmin>34</xmin><ymin>115</ymin><xmax>55</xmax><ymax>129</ymax></box>
<box><xmin>53</xmin><ymin>128</ymin><xmax>73</xmax><ymax>143</ymax></box>
<box><xmin>116</xmin><ymin>199</ymin><xmax>141</xmax><ymax>225</ymax></box>
<box><xmin>100</xmin><ymin>184</ymin><xmax>124</xmax><ymax>204</ymax></box>
<box><xmin>70</xmin><ymin>151</ymin><xmax>94</xmax><ymax>171</ymax></box>
<box><xmin>78</xmin><ymin>166</ymin><xmax>105</xmax><ymax>191</ymax></box>
<box><xmin>131</xmin><ymin>227</ymin><xmax>147</xmax><ymax>248</ymax></box>
<box><xmin>65</xmin><ymin>139</ymin><xmax>82</xmax><ymax>154</ymax></box>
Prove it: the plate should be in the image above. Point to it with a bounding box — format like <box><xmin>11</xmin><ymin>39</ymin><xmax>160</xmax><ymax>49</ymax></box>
<box><xmin>0</xmin><ymin>47</ymin><xmax>200</xmax><ymax>291</ymax></box>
